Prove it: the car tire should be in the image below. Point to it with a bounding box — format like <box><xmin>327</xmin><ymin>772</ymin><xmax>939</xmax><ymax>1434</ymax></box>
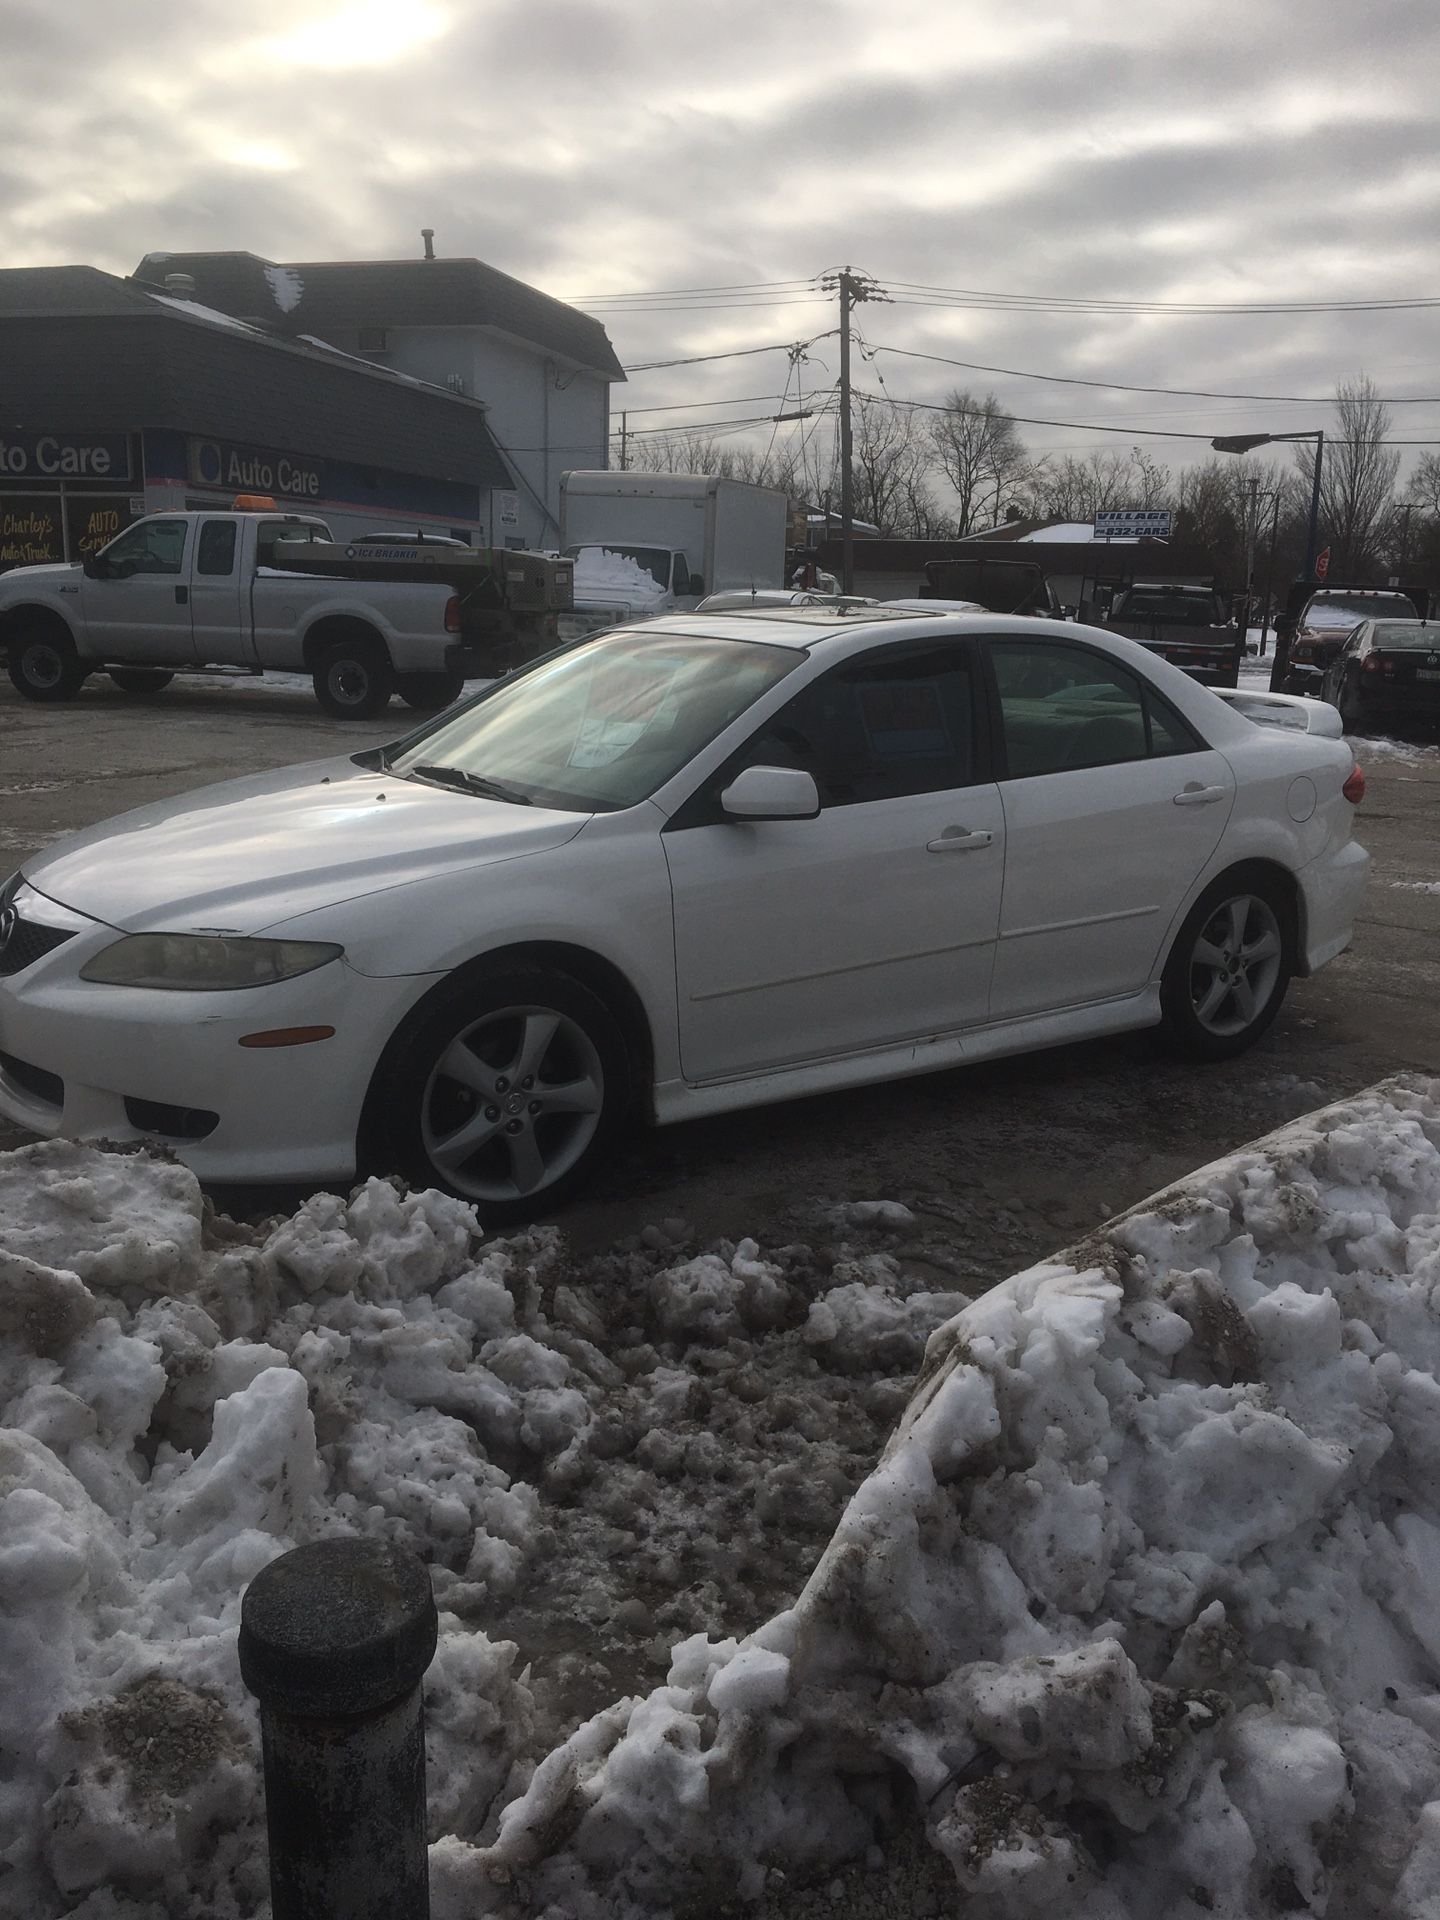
<box><xmin>375</xmin><ymin>964</ymin><xmax>630</xmax><ymax>1223</ymax></box>
<box><xmin>7</xmin><ymin>621</ymin><xmax>89</xmax><ymax>702</ymax></box>
<box><xmin>313</xmin><ymin>632</ymin><xmax>395</xmax><ymax>719</ymax></box>
<box><xmin>396</xmin><ymin>669</ymin><xmax>465</xmax><ymax>713</ymax></box>
<box><xmin>1158</xmin><ymin>872</ymin><xmax>1294</xmax><ymax>1063</ymax></box>
<box><xmin>109</xmin><ymin>668</ymin><xmax>175</xmax><ymax>694</ymax></box>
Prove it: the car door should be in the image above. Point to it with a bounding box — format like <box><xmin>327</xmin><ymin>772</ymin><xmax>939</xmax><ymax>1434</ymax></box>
<box><xmin>190</xmin><ymin>518</ymin><xmax>249</xmax><ymax>665</ymax></box>
<box><xmin>984</xmin><ymin>636</ymin><xmax>1235</xmax><ymax>1021</ymax></box>
<box><xmin>662</xmin><ymin>639</ymin><xmax>1004</xmax><ymax>1083</ymax></box>
<box><xmin>79</xmin><ymin>517</ymin><xmax>194</xmax><ymax>662</ymax></box>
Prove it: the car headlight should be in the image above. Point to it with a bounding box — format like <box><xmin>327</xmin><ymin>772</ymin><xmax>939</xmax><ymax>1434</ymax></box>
<box><xmin>79</xmin><ymin>934</ymin><xmax>344</xmax><ymax>991</ymax></box>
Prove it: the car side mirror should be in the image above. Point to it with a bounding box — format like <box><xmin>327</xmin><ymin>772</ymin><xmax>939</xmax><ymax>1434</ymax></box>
<box><xmin>719</xmin><ymin>765</ymin><xmax>820</xmax><ymax>821</ymax></box>
<box><xmin>688</xmin><ymin>574</ymin><xmax>704</xmax><ymax>597</ymax></box>
<box><xmin>82</xmin><ymin>552</ymin><xmax>107</xmax><ymax>579</ymax></box>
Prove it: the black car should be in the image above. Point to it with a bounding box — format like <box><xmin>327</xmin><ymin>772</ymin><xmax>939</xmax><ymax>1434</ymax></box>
<box><xmin>1321</xmin><ymin>619</ymin><xmax>1440</xmax><ymax>733</ymax></box>
<box><xmin>1281</xmin><ymin>588</ymin><xmax>1423</xmax><ymax>695</ymax></box>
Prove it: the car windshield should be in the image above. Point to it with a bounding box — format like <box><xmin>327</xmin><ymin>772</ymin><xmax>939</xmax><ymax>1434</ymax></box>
<box><xmin>389</xmin><ymin>631</ymin><xmax>802</xmax><ymax>811</ymax></box>
<box><xmin>1372</xmin><ymin>622</ymin><xmax>1437</xmax><ymax>650</ymax></box>
<box><xmin>1305</xmin><ymin>594</ymin><xmax>1415</xmax><ymax>628</ymax></box>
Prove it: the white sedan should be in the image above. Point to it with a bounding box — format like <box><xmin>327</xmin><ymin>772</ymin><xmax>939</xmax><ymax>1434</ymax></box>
<box><xmin>0</xmin><ymin>611</ymin><xmax>1368</xmax><ymax>1220</ymax></box>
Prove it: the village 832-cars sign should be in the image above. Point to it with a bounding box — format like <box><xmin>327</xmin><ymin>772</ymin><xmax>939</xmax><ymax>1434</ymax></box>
<box><xmin>1094</xmin><ymin>509</ymin><xmax>1173</xmax><ymax>540</ymax></box>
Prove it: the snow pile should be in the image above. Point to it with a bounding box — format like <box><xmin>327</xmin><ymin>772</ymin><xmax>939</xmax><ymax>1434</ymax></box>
<box><xmin>571</xmin><ymin>548</ymin><xmax>670</xmax><ymax>606</ymax></box>
<box><xmin>439</xmin><ymin>1076</ymin><xmax>1440</xmax><ymax>1919</ymax></box>
<box><xmin>6</xmin><ymin>1081</ymin><xmax>1440</xmax><ymax>1917</ymax></box>
<box><xmin>0</xmin><ymin>1142</ymin><xmax>959</xmax><ymax>1917</ymax></box>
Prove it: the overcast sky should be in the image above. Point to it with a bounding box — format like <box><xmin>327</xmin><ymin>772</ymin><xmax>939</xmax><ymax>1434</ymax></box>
<box><xmin>3</xmin><ymin>0</ymin><xmax>1437</xmax><ymax>484</ymax></box>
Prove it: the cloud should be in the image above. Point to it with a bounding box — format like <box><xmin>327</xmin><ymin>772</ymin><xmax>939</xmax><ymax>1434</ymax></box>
<box><xmin>0</xmin><ymin>0</ymin><xmax>1436</xmax><ymax>477</ymax></box>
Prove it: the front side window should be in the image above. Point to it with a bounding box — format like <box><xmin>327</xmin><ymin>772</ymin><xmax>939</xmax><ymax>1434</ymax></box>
<box><xmin>991</xmin><ymin>641</ymin><xmax>1196</xmax><ymax>777</ymax></box>
<box><xmin>99</xmin><ymin>519</ymin><xmax>187</xmax><ymax>576</ymax></box>
<box><xmin>389</xmin><ymin>631</ymin><xmax>801</xmax><ymax>812</ymax></box>
<box><xmin>739</xmin><ymin>646</ymin><xmax>977</xmax><ymax>805</ymax></box>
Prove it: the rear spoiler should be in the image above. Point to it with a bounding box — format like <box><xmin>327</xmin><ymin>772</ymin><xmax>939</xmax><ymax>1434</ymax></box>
<box><xmin>1211</xmin><ymin>687</ymin><xmax>1344</xmax><ymax>739</ymax></box>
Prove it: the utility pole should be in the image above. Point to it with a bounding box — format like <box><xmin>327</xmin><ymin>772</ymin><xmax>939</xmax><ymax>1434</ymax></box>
<box><xmin>1243</xmin><ymin>475</ymin><xmax>1259</xmax><ymax>631</ymax></box>
<box><xmin>618</xmin><ymin>412</ymin><xmax>628</xmax><ymax>471</ymax></box>
<box><xmin>821</xmin><ymin>266</ymin><xmax>883</xmax><ymax>593</ymax></box>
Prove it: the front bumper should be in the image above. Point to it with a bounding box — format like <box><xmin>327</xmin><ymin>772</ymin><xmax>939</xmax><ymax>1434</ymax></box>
<box><xmin>0</xmin><ymin>889</ymin><xmax>431</xmax><ymax>1182</ymax></box>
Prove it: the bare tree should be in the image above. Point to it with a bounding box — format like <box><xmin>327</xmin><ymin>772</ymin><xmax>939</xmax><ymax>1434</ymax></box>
<box><xmin>1021</xmin><ymin>448</ymin><xmax>1158</xmax><ymax>523</ymax></box>
<box><xmin>929</xmin><ymin>390</ymin><xmax>1029</xmax><ymax>533</ymax></box>
<box><xmin>847</xmin><ymin>397</ymin><xmax>934</xmax><ymax>534</ymax></box>
<box><xmin>1304</xmin><ymin>376</ymin><xmax>1399</xmax><ymax>576</ymax></box>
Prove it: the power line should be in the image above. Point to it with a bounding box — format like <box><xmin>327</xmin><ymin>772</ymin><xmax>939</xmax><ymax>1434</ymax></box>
<box><xmin>864</xmin><ymin>342</ymin><xmax>1440</xmax><ymax>408</ymax></box>
<box><xmin>624</xmin><ymin>339</ymin><xmax>830</xmax><ymax>373</ymax></box>
<box><xmin>880</xmin><ymin>279</ymin><xmax>1440</xmax><ymax>315</ymax></box>
<box><xmin>569</xmin><ymin>277</ymin><xmax>818</xmax><ymax>300</ymax></box>
<box><xmin>856</xmin><ymin>388</ymin><xmax>1440</xmax><ymax>447</ymax></box>
<box><xmin>612</xmin><ymin>392</ymin><xmax>790</xmax><ymax>415</ymax></box>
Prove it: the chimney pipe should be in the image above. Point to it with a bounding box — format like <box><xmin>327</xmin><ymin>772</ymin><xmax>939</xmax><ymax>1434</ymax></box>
<box><xmin>164</xmin><ymin>272</ymin><xmax>197</xmax><ymax>299</ymax></box>
<box><xmin>421</xmin><ymin>228</ymin><xmax>435</xmax><ymax>261</ymax></box>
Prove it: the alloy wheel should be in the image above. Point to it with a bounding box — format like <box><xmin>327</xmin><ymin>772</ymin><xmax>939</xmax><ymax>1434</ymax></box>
<box><xmin>418</xmin><ymin>1003</ymin><xmax>605</xmax><ymax>1203</ymax></box>
<box><xmin>1188</xmin><ymin>894</ymin><xmax>1284</xmax><ymax>1038</ymax></box>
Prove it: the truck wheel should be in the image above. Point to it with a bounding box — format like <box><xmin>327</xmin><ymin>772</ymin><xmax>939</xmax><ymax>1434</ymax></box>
<box><xmin>110</xmin><ymin>668</ymin><xmax>175</xmax><ymax>695</ymax></box>
<box><xmin>396</xmin><ymin>669</ymin><xmax>465</xmax><ymax>713</ymax></box>
<box><xmin>7</xmin><ymin>622</ymin><xmax>89</xmax><ymax>702</ymax></box>
<box><xmin>313</xmin><ymin>634</ymin><xmax>394</xmax><ymax>719</ymax></box>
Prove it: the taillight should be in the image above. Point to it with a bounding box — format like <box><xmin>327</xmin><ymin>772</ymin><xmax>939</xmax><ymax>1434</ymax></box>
<box><xmin>444</xmin><ymin>594</ymin><xmax>460</xmax><ymax>633</ymax></box>
<box><xmin>1343</xmin><ymin>765</ymin><xmax>1366</xmax><ymax>804</ymax></box>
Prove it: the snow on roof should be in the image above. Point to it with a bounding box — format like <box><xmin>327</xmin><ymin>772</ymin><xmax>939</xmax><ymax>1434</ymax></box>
<box><xmin>1018</xmin><ymin>520</ymin><xmax>1140</xmax><ymax>543</ymax></box>
<box><xmin>5</xmin><ymin>1078</ymin><xmax>1440</xmax><ymax>1915</ymax></box>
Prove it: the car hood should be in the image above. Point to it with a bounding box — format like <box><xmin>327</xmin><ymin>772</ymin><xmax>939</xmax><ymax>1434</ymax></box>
<box><xmin>0</xmin><ymin>561</ymin><xmax>81</xmax><ymax>591</ymax></box>
<box><xmin>23</xmin><ymin>756</ymin><xmax>587</xmax><ymax>934</ymax></box>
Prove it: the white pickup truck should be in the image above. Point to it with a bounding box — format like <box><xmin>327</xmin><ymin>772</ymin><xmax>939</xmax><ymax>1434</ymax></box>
<box><xmin>0</xmin><ymin>508</ymin><xmax>474</xmax><ymax>717</ymax></box>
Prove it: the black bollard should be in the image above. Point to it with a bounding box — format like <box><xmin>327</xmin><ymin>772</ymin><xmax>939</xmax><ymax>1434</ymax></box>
<box><xmin>239</xmin><ymin>1536</ymin><xmax>439</xmax><ymax>1920</ymax></box>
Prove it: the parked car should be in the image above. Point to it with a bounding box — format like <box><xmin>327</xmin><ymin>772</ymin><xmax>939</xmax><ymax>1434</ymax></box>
<box><xmin>0</xmin><ymin>612</ymin><xmax>1367</xmax><ymax>1221</ymax></box>
<box><xmin>1100</xmin><ymin>583</ymin><xmax>1243</xmax><ymax>687</ymax></box>
<box><xmin>1281</xmin><ymin>588</ymin><xmax>1422</xmax><ymax>696</ymax></box>
<box><xmin>1320</xmin><ymin>618</ymin><xmax>1440</xmax><ymax>732</ymax></box>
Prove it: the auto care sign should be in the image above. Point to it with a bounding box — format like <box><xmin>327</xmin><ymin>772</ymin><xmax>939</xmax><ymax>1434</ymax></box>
<box><xmin>0</xmin><ymin>433</ymin><xmax>132</xmax><ymax>481</ymax></box>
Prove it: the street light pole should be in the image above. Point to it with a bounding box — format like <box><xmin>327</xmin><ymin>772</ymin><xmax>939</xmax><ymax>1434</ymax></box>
<box><xmin>1301</xmin><ymin>430</ymin><xmax>1324</xmax><ymax>580</ymax></box>
<box><xmin>1212</xmin><ymin>428</ymin><xmax>1325</xmax><ymax>693</ymax></box>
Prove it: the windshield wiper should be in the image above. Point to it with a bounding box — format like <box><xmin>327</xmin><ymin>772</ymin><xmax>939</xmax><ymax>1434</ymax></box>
<box><xmin>408</xmin><ymin>763</ymin><xmax>532</xmax><ymax>805</ymax></box>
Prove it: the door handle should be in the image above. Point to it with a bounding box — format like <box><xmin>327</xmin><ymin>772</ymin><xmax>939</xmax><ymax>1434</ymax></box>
<box><xmin>175</xmin><ymin>586</ymin><xmax>189</xmax><ymax>605</ymax></box>
<box><xmin>927</xmin><ymin>827</ymin><xmax>993</xmax><ymax>852</ymax></box>
<box><xmin>1173</xmin><ymin>784</ymin><xmax>1226</xmax><ymax>806</ymax></box>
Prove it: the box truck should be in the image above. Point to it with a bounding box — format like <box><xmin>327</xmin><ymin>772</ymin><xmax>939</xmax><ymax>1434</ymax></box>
<box><xmin>558</xmin><ymin>470</ymin><xmax>788</xmax><ymax>633</ymax></box>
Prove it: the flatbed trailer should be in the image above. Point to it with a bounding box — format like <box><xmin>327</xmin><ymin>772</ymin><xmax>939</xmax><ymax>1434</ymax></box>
<box><xmin>268</xmin><ymin>537</ymin><xmax>575</xmax><ymax>674</ymax></box>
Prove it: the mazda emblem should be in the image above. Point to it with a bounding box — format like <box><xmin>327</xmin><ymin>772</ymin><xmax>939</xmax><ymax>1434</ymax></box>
<box><xmin>0</xmin><ymin>905</ymin><xmax>16</xmax><ymax>955</ymax></box>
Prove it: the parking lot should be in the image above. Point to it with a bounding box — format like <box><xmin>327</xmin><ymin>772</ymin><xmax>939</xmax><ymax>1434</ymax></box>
<box><xmin>3</xmin><ymin>671</ymin><xmax>1439</xmax><ymax>1281</ymax></box>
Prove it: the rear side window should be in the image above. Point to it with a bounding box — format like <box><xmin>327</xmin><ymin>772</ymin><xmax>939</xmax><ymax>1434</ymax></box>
<box><xmin>196</xmin><ymin>520</ymin><xmax>237</xmax><ymax>576</ymax></box>
<box><xmin>990</xmin><ymin>641</ymin><xmax>1199</xmax><ymax>777</ymax></box>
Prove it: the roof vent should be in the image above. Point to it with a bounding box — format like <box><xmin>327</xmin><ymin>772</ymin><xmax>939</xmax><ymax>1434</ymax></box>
<box><xmin>163</xmin><ymin>272</ymin><xmax>197</xmax><ymax>299</ymax></box>
<box><xmin>421</xmin><ymin>228</ymin><xmax>436</xmax><ymax>260</ymax></box>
